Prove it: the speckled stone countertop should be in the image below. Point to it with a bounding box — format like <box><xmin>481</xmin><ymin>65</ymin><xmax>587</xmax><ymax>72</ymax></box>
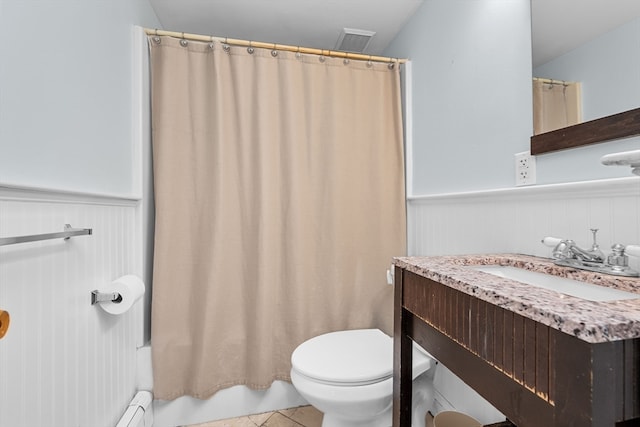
<box><xmin>393</xmin><ymin>254</ymin><xmax>640</xmax><ymax>343</ymax></box>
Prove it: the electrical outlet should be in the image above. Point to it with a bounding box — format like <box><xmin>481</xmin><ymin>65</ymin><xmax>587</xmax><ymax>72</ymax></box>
<box><xmin>515</xmin><ymin>151</ymin><xmax>536</xmax><ymax>186</ymax></box>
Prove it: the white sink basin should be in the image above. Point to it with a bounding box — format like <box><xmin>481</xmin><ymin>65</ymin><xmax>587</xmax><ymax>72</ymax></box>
<box><xmin>472</xmin><ymin>265</ymin><xmax>640</xmax><ymax>302</ymax></box>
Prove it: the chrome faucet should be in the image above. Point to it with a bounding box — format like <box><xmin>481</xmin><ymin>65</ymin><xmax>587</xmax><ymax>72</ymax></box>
<box><xmin>541</xmin><ymin>229</ymin><xmax>640</xmax><ymax>277</ymax></box>
<box><xmin>549</xmin><ymin>229</ymin><xmax>605</xmax><ymax>263</ymax></box>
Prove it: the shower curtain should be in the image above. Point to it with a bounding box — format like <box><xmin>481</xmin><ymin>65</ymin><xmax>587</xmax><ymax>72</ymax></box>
<box><xmin>533</xmin><ymin>79</ymin><xmax>582</xmax><ymax>134</ymax></box>
<box><xmin>148</xmin><ymin>35</ymin><xmax>407</xmax><ymax>400</ymax></box>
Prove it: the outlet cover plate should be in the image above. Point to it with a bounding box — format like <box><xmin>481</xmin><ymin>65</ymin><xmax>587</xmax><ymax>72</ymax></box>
<box><xmin>515</xmin><ymin>151</ymin><xmax>536</xmax><ymax>186</ymax></box>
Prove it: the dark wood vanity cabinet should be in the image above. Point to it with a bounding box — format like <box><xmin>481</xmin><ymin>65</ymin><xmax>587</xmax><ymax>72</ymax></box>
<box><xmin>393</xmin><ymin>268</ymin><xmax>640</xmax><ymax>427</ymax></box>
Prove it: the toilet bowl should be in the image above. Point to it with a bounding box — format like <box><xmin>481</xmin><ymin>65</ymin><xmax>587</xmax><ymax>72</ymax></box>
<box><xmin>290</xmin><ymin>329</ymin><xmax>434</xmax><ymax>427</ymax></box>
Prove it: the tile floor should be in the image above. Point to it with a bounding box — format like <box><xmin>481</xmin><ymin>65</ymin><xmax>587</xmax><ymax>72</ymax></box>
<box><xmin>186</xmin><ymin>405</ymin><xmax>436</xmax><ymax>427</ymax></box>
<box><xmin>185</xmin><ymin>405</ymin><xmax>323</xmax><ymax>427</ymax></box>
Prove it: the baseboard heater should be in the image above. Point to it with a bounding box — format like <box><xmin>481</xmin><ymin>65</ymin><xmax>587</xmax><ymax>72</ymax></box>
<box><xmin>116</xmin><ymin>391</ymin><xmax>153</xmax><ymax>427</ymax></box>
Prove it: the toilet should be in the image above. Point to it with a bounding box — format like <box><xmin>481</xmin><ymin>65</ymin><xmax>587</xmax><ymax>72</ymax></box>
<box><xmin>290</xmin><ymin>329</ymin><xmax>435</xmax><ymax>427</ymax></box>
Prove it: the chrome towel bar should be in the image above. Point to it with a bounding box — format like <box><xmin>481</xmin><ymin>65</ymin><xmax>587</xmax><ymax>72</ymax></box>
<box><xmin>0</xmin><ymin>223</ymin><xmax>92</xmax><ymax>247</ymax></box>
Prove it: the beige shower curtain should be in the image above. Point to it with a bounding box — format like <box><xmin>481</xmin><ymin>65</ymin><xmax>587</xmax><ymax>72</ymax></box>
<box><xmin>533</xmin><ymin>79</ymin><xmax>582</xmax><ymax>134</ymax></box>
<box><xmin>148</xmin><ymin>36</ymin><xmax>406</xmax><ymax>400</ymax></box>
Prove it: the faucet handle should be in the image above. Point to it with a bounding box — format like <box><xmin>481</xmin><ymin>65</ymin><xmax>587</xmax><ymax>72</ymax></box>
<box><xmin>541</xmin><ymin>236</ymin><xmax>563</xmax><ymax>247</ymax></box>
<box><xmin>541</xmin><ymin>237</ymin><xmax>574</xmax><ymax>260</ymax></box>
<box><xmin>626</xmin><ymin>245</ymin><xmax>640</xmax><ymax>258</ymax></box>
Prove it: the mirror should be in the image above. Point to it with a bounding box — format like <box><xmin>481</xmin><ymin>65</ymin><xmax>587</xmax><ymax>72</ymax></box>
<box><xmin>530</xmin><ymin>1</ymin><xmax>640</xmax><ymax>154</ymax></box>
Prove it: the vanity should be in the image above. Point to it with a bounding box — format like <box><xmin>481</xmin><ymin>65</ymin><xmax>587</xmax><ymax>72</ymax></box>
<box><xmin>392</xmin><ymin>254</ymin><xmax>640</xmax><ymax>426</ymax></box>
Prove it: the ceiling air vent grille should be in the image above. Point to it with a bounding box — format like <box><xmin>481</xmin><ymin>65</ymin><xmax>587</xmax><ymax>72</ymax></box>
<box><xmin>335</xmin><ymin>28</ymin><xmax>376</xmax><ymax>53</ymax></box>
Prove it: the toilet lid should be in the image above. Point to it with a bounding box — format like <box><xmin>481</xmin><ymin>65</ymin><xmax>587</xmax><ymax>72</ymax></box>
<box><xmin>291</xmin><ymin>329</ymin><xmax>393</xmax><ymax>385</ymax></box>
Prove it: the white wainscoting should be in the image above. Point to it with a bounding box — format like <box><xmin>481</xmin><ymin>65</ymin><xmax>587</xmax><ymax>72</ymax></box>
<box><xmin>0</xmin><ymin>185</ymin><xmax>143</xmax><ymax>427</ymax></box>
<box><xmin>408</xmin><ymin>176</ymin><xmax>640</xmax><ymax>276</ymax></box>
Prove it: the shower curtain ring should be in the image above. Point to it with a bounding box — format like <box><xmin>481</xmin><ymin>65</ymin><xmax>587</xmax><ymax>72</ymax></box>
<box><xmin>222</xmin><ymin>38</ymin><xmax>231</xmax><ymax>53</ymax></box>
<box><xmin>247</xmin><ymin>41</ymin><xmax>254</xmax><ymax>54</ymax></box>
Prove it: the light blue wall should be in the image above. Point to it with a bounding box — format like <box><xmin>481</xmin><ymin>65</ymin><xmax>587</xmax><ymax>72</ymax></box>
<box><xmin>384</xmin><ymin>0</ymin><xmax>533</xmax><ymax>195</ymax></box>
<box><xmin>533</xmin><ymin>18</ymin><xmax>640</xmax><ymax>185</ymax></box>
<box><xmin>385</xmin><ymin>0</ymin><xmax>638</xmax><ymax>195</ymax></box>
<box><xmin>3</xmin><ymin>1</ymin><xmax>635</xmax><ymax>196</ymax></box>
<box><xmin>0</xmin><ymin>0</ymin><xmax>160</xmax><ymax>196</ymax></box>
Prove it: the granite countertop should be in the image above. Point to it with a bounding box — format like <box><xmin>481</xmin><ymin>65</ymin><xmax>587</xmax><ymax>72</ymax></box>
<box><xmin>393</xmin><ymin>254</ymin><xmax>640</xmax><ymax>343</ymax></box>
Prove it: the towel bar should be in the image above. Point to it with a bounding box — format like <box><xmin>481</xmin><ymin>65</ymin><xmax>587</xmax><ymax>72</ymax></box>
<box><xmin>0</xmin><ymin>224</ymin><xmax>92</xmax><ymax>247</ymax></box>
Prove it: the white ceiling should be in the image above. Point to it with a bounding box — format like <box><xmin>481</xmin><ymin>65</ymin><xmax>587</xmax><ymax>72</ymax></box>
<box><xmin>148</xmin><ymin>0</ymin><xmax>424</xmax><ymax>55</ymax></box>
<box><xmin>149</xmin><ymin>0</ymin><xmax>640</xmax><ymax>66</ymax></box>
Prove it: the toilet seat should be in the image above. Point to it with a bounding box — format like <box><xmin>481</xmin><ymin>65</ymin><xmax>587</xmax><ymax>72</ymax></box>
<box><xmin>291</xmin><ymin>329</ymin><xmax>435</xmax><ymax>427</ymax></box>
<box><xmin>291</xmin><ymin>329</ymin><xmax>393</xmax><ymax>386</ymax></box>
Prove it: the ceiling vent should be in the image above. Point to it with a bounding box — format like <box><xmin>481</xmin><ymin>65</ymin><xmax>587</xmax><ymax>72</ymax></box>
<box><xmin>335</xmin><ymin>28</ymin><xmax>376</xmax><ymax>53</ymax></box>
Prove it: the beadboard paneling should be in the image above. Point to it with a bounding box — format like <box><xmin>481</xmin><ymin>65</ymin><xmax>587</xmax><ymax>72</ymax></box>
<box><xmin>408</xmin><ymin>177</ymin><xmax>640</xmax><ymax>272</ymax></box>
<box><xmin>0</xmin><ymin>192</ymin><xmax>141</xmax><ymax>427</ymax></box>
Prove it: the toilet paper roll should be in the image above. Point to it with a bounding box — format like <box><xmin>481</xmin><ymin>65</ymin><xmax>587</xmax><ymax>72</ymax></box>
<box><xmin>98</xmin><ymin>275</ymin><xmax>145</xmax><ymax>315</ymax></box>
<box><xmin>0</xmin><ymin>310</ymin><xmax>10</xmax><ymax>339</ymax></box>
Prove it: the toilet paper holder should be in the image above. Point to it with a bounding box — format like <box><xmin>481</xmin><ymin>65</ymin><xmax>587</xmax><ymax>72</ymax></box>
<box><xmin>91</xmin><ymin>290</ymin><xmax>123</xmax><ymax>305</ymax></box>
<box><xmin>91</xmin><ymin>275</ymin><xmax>145</xmax><ymax>314</ymax></box>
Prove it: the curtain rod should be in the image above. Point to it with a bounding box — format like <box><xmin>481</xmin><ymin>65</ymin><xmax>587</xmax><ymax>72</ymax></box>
<box><xmin>533</xmin><ymin>77</ymin><xmax>578</xmax><ymax>85</ymax></box>
<box><xmin>144</xmin><ymin>28</ymin><xmax>407</xmax><ymax>64</ymax></box>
